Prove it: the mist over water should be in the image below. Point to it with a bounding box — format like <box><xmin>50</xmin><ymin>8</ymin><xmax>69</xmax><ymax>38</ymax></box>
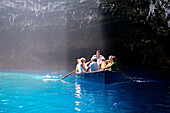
<box><xmin>0</xmin><ymin>0</ymin><xmax>105</xmax><ymax>71</ymax></box>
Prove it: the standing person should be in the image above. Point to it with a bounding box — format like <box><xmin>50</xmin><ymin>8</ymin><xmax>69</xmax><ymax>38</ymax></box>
<box><xmin>91</xmin><ymin>50</ymin><xmax>105</xmax><ymax>70</ymax></box>
<box><xmin>104</xmin><ymin>56</ymin><xmax>118</xmax><ymax>71</ymax></box>
<box><xmin>88</xmin><ymin>58</ymin><xmax>99</xmax><ymax>72</ymax></box>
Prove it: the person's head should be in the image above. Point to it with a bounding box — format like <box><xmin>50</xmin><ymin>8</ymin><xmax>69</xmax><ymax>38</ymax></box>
<box><xmin>112</xmin><ymin>56</ymin><xmax>117</xmax><ymax>62</ymax></box>
<box><xmin>92</xmin><ymin>58</ymin><xmax>97</xmax><ymax>62</ymax></box>
<box><xmin>109</xmin><ymin>55</ymin><xmax>117</xmax><ymax>62</ymax></box>
<box><xmin>77</xmin><ymin>59</ymin><xmax>81</xmax><ymax>63</ymax></box>
<box><xmin>96</xmin><ymin>50</ymin><xmax>100</xmax><ymax>57</ymax></box>
<box><xmin>80</xmin><ymin>57</ymin><xmax>86</xmax><ymax>63</ymax></box>
<box><xmin>109</xmin><ymin>55</ymin><xmax>114</xmax><ymax>61</ymax></box>
<box><xmin>106</xmin><ymin>60</ymin><xmax>110</xmax><ymax>64</ymax></box>
<box><xmin>109</xmin><ymin>55</ymin><xmax>113</xmax><ymax>60</ymax></box>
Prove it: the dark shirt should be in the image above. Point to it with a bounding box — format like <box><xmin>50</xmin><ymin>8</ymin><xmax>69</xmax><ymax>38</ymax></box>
<box><xmin>110</xmin><ymin>62</ymin><xmax>118</xmax><ymax>71</ymax></box>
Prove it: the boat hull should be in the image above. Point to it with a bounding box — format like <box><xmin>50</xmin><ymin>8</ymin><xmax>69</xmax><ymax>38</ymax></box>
<box><xmin>76</xmin><ymin>70</ymin><xmax>129</xmax><ymax>84</ymax></box>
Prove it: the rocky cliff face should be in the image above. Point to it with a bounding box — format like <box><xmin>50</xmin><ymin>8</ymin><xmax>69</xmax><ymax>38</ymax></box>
<box><xmin>66</xmin><ymin>0</ymin><xmax>170</xmax><ymax>68</ymax></box>
<box><xmin>0</xmin><ymin>0</ymin><xmax>169</xmax><ymax>71</ymax></box>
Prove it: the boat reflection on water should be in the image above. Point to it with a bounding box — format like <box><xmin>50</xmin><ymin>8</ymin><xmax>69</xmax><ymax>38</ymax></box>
<box><xmin>74</xmin><ymin>82</ymin><xmax>82</xmax><ymax>111</ymax></box>
<box><xmin>75</xmin><ymin>82</ymin><xmax>82</xmax><ymax>99</ymax></box>
<box><xmin>73</xmin><ymin>72</ymin><xmax>168</xmax><ymax>113</ymax></box>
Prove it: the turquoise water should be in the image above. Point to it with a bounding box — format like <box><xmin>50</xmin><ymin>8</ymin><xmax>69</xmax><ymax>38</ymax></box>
<box><xmin>0</xmin><ymin>70</ymin><xmax>169</xmax><ymax>113</ymax></box>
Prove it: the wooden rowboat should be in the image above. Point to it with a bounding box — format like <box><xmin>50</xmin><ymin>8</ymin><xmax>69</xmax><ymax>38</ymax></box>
<box><xmin>76</xmin><ymin>70</ymin><xmax>130</xmax><ymax>84</ymax></box>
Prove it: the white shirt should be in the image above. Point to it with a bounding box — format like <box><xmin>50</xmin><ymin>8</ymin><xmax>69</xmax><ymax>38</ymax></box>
<box><xmin>76</xmin><ymin>63</ymin><xmax>87</xmax><ymax>73</ymax></box>
<box><xmin>91</xmin><ymin>55</ymin><xmax>105</xmax><ymax>65</ymax></box>
<box><xmin>76</xmin><ymin>63</ymin><xmax>81</xmax><ymax>73</ymax></box>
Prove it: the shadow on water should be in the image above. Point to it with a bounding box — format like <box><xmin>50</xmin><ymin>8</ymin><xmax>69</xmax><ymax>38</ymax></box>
<box><xmin>72</xmin><ymin>79</ymin><xmax>168</xmax><ymax>112</ymax></box>
<box><xmin>117</xmin><ymin>65</ymin><xmax>170</xmax><ymax>83</ymax></box>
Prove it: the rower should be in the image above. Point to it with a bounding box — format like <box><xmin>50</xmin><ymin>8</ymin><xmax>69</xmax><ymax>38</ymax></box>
<box><xmin>76</xmin><ymin>59</ymin><xmax>81</xmax><ymax>73</ymax></box>
<box><xmin>79</xmin><ymin>57</ymin><xmax>88</xmax><ymax>73</ymax></box>
<box><xmin>104</xmin><ymin>56</ymin><xmax>118</xmax><ymax>71</ymax></box>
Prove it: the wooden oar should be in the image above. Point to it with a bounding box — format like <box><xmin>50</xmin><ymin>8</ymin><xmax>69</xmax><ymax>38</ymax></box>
<box><xmin>61</xmin><ymin>70</ymin><xmax>76</xmax><ymax>80</ymax></box>
<box><xmin>61</xmin><ymin>61</ymin><xmax>92</xmax><ymax>80</ymax></box>
<box><xmin>118</xmin><ymin>69</ymin><xmax>133</xmax><ymax>82</ymax></box>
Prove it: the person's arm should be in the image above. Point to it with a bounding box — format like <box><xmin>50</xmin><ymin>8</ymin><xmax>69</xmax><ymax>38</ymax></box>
<box><xmin>98</xmin><ymin>64</ymin><xmax>101</xmax><ymax>70</ymax></box>
<box><xmin>87</xmin><ymin>67</ymin><xmax>90</xmax><ymax>72</ymax></box>
<box><xmin>101</xmin><ymin>55</ymin><xmax>105</xmax><ymax>60</ymax></box>
<box><xmin>104</xmin><ymin>63</ymin><xmax>113</xmax><ymax>70</ymax></box>
<box><xmin>91</xmin><ymin>55</ymin><xmax>95</xmax><ymax>61</ymax></box>
<box><xmin>76</xmin><ymin>67</ymin><xmax>78</xmax><ymax>72</ymax></box>
<box><xmin>86</xmin><ymin>60</ymin><xmax>92</xmax><ymax>66</ymax></box>
<box><xmin>82</xmin><ymin>63</ymin><xmax>87</xmax><ymax>72</ymax></box>
<box><xmin>87</xmin><ymin>63</ymin><xmax>92</xmax><ymax>72</ymax></box>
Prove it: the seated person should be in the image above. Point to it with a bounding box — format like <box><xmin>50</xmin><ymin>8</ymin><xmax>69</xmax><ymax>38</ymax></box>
<box><xmin>78</xmin><ymin>57</ymin><xmax>87</xmax><ymax>73</ymax></box>
<box><xmin>104</xmin><ymin>56</ymin><xmax>118</xmax><ymax>71</ymax></box>
<box><xmin>76</xmin><ymin>59</ymin><xmax>81</xmax><ymax>73</ymax></box>
<box><xmin>88</xmin><ymin>58</ymin><xmax>99</xmax><ymax>72</ymax></box>
<box><xmin>100</xmin><ymin>58</ymin><xmax>106</xmax><ymax>70</ymax></box>
<box><xmin>103</xmin><ymin>58</ymin><xmax>111</xmax><ymax>71</ymax></box>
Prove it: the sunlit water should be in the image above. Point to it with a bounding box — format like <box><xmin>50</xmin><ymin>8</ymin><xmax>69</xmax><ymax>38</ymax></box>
<box><xmin>0</xmin><ymin>68</ymin><xmax>169</xmax><ymax>113</ymax></box>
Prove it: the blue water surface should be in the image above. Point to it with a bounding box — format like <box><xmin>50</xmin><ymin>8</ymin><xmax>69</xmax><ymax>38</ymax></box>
<box><xmin>0</xmin><ymin>68</ymin><xmax>169</xmax><ymax>113</ymax></box>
